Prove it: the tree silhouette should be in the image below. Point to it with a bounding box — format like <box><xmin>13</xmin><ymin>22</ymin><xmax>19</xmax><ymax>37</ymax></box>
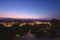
<box><xmin>12</xmin><ymin>23</ymin><xmax>21</xmax><ymax>34</ymax></box>
<box><xmin>50</xmin><ymin>19</ymin><xmax>60</xmax><ymax>36</ymax></box>
<box><xmin>50</xmin><ymin>19</ymin><xmax>60</xmax><ymax>30</ymax></box>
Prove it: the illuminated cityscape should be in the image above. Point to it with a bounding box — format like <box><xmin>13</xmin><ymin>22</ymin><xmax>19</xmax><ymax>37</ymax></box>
<box><xmin>0</xmin><ymin>19</ymin><xmax>51</xmax><ymax>27</ymax></box>
<box><xmin>0</xmin><ymin>18</ymin><xmax>60</xmax><ymax>40</ymax></box>
<box><xmin>0</xmin><ymin>0</ymin><xmax>60</xmax><ymax>40</ymax></box>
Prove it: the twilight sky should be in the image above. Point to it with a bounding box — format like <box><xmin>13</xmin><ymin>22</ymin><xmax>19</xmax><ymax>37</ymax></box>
<box><xmin>0</xmin><ymin>0</ymin><xmax>60</xmax><ymax>19</ymax></box>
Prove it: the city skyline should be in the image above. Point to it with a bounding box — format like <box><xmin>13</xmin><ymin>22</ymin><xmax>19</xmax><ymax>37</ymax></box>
<box><xmin>0</xmin><ymin>0</ymin><xmax>60</xmax><ymax>19</ymax></box>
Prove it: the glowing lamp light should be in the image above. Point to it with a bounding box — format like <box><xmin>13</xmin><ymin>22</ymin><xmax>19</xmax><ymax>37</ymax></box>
<box><xmin>44</xmin><ymin>30</ymin><xmax>46</xmax><ymax>32</ymax></box>
<box><xmin>16</xmin><ymin>34</ymin><xmax>19</xmax><ymax>38</ymax></box>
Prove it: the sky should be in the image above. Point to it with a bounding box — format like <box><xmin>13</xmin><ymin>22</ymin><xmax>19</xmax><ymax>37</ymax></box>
<box><xmin>0</xmin><ymin>0</ymin><xmax>60</xmax><ymax>19</ymax></box>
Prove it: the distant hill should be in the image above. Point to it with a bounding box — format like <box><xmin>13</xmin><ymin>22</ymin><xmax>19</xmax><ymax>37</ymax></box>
<box><xmin>0</xmin><ymin>18</ymin><xmax>52</xmax><ymax>22</ymax></box>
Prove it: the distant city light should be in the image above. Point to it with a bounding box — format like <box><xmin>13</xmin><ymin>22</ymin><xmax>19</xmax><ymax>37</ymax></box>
<box><xmin>16</xmin><ymin>34</ymin><xmax>19</xmax><ymax>38</ymax></box>
<box><xmin>44</xmin><ymin>30</ymin><xmax>46</xmax><ymax>32</ymax></box>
